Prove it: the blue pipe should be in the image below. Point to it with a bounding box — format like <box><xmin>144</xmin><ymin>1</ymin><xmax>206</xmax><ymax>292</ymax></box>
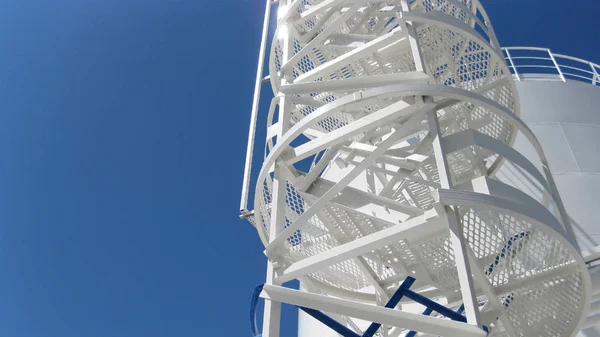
<box><xmin>250</xmin><ymin>284</ymin><xmax>265</xmax><ymax>336</ymax></box>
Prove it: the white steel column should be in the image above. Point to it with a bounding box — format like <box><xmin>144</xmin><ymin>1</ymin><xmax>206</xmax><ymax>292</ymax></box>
<box><xmin>262</xmin><ymin>171</ymin><xmax>285</xmax><ymax>337</ymax></box>
<box><xmin>429</xmin><ymin>111</ymin><xmax>482</xmax><ymax>328</ymax></box>
<box><xmin>262</xmin><ymin>9</ymin><xmax>293</xmax><ymax>337</ymax></box>
<box><xmin>401</xmin><ymin>0</ymin><xmax>481</xmax><ymax>326</ymax></box>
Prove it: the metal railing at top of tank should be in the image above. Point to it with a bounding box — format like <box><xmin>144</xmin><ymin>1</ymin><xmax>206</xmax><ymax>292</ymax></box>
<box><xmin>502</xmin><ymin>47</ymin><xmax>600</xmax><ymax>86</ymax></box>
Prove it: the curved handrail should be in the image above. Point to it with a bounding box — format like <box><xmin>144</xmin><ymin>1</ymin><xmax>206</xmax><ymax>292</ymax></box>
<box><xmin>502</xmin><ymin>47</ymin><xmax>600</xmax><ymax>86</ymax></box>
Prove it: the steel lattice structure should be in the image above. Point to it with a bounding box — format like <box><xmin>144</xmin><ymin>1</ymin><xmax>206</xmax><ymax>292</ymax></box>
<box><xmin>240</xmin><ymin>1</ymin><xmax>592</xmax><ymax>336</ymax></box>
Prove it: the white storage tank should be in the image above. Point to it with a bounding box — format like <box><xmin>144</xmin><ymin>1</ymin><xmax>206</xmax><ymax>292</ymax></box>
<box><xmin>493</xmin><ymin>47</ymin><xmax>600</xmax><ymax>336</ymax></box>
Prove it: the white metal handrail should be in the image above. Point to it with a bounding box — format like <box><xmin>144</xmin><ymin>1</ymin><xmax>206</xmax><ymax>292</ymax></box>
<box><xmin>502</xmin><ymin>47</ymin><xmax>600</xmax><ymax>86</ymax></box>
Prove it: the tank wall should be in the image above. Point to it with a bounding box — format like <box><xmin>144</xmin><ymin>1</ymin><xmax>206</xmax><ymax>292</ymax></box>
<box><xmin>505</xmin><ymin>80</ymin><xmax>600</xmax><ymax>337</ymax></box>
<box><xmin>511</xmin><ymin>80</ymin><xmax>600</xmax><ymax>253</ymax></box>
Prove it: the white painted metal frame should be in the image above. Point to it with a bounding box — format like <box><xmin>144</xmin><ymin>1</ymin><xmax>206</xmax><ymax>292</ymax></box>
<box><xmin>241</xmin><ymin>1</ymin><xmax>591</xmax><ymax>337</ymax></box>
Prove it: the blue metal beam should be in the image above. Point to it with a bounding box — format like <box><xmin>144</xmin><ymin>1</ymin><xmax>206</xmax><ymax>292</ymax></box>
<box><xmin>362</xmin><ymin>276</ymin><xmax>416</xmax><ymax>337</ymax></box>
<box><xmin>402</xmin><ymin>290</ymin><xmax>467</xmax><ymax>323</ymax></box>
<box><xmin>405</xmin><ymin>307</ymin><xmax>434</xmax><ymax>337</ymax></box>
<box><xmin>299</xmin><ymin>306</ymin><xmax>362</xmax><ymax>337</ymax></box>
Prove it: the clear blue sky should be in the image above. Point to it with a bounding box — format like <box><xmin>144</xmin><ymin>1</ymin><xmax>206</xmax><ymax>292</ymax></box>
<box><xmin>0</xmin><ymin>1</ymin><xmax>598</xmax><ymax>337</ymax></box>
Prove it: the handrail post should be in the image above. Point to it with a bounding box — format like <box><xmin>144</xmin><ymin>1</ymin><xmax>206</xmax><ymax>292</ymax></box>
<box><xmin>548</xmin><ymin>49</ymin><xmax>566</xmax><ymax>82</ymax></box>
<box><xmin>504</xmin><ymin>49</ymin><xmax>520</xmax><ymax>81</ymax></box>
<box><xmin>591</xmin><ymin>62</ymin><xmax>599</xmax><ymax>85</ymax></box>
<box><xmin>241</xmin><ymin>0</ymin><xmax>274</xmax><ymax>214</ymax></box>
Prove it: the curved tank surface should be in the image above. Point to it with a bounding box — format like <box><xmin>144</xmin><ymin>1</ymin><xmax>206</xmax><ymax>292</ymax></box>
<box><xmin>491</xmin><ymin>49</ymin><xmax>600</xmax><ymax>335</ymax></box>
<box><xmin>501</xmin><ymin>80</ymin><xmax>600</xmax><ymax>252</ymax></box>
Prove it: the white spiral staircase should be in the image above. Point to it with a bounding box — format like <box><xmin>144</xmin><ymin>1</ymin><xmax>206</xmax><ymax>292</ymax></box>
<box><xmin>240</xmin><ymin>1</ymin><xmax>592</xmax><ymax>336</ymax></box>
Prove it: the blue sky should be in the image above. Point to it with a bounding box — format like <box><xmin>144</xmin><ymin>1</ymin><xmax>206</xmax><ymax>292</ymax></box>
<box><xmin>0</xmin><ymin>1</ymin><xmax>598</xmax><ymax>337</ymax></box>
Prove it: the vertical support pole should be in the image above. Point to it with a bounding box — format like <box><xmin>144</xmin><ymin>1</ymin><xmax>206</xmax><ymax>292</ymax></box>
<box><xmin>548</xmin><ymin>49</ymin><xmax>566</xmax><ymax>82</ymax></box>
<box><xmin>464</xmin><ymin>247</ymin><xmax>519</xmax><ymax>336</ymax></box>
<box><xmin>263</xmin><ymin>12</ymin><xmax>293</xmax><ymax>337</ymax></box>
<box><xmin>591</xmin><ymin>62</ymin><xmax>599</xmax><ymax>85</ymax></box>
<box><xmin>445</xmin><ymin>207</ymin><xmax>482</xmax><ymax>326</ymax></box>
<box><xmin>504</xmin><ymin>49</ymin><xmax>520</xmax><ymax>81</ymax></box>
<box><xmin>262</xmin><ymin>113</ymin><xmax>290</xmax><ymax>337</ymax></box>
<box><xmin>262</xmin><ymin>170</ymin><xmax>287</xmax><ymax>337</ymax></box>
<box><xmin>241</xmin><ymin>0</ymin><xmax>273</xmax><ymax>213</ymax></box>
<box><xmin>428</xmin><ymin>111</ymin><xmax>482</xmax><ymax>328</ymax></box>
<box><xmin>400</xmin><ymin>0</ymin><xmax>426</xmax><ymax>73</ymax></box>
<box><xmin>429</xmin><ymin>112</ymin><xmax>453</xmax><ymax>190</ymax></box>
<box><xmin>400</xmin><ymin>4</ymin><xmax>481</xmax><ymax>324</ymax></box>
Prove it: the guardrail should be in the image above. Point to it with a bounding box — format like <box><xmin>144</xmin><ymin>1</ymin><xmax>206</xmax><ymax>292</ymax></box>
<box><xmin>502</xmin><ymin>47</ymin><xmax>600</xmax><ymax>86</ymax></box>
